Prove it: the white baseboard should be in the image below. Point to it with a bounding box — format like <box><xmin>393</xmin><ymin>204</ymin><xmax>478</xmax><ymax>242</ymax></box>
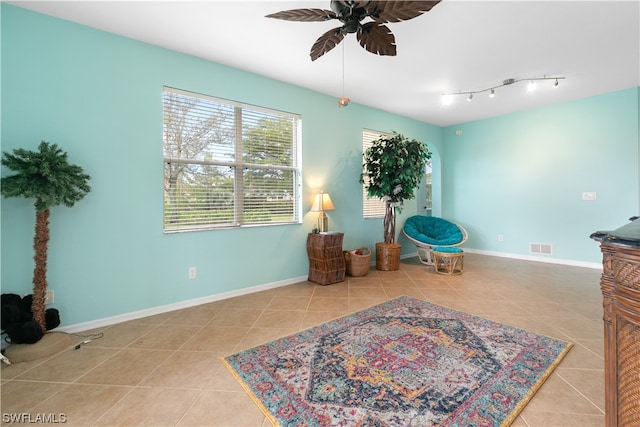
<box><xmin>59</xmin><ymin>275</ymin><xmax>307</xmax><ymax>334</ymax></box>
<box><xmin>407</xmin><ymin>247</ymin><xmax>602</xmax><ymax>270</ymax></box>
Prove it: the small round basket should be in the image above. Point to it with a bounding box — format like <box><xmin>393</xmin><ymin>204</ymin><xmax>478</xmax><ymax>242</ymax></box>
<box><xmin>344</xmin><ymin>247</ymin><xmax>371</xmax><ymax>277</ymax></box>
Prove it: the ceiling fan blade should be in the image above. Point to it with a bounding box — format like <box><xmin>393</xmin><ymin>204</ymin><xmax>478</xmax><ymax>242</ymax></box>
<box><xmin>371</xmin><ymin>1</ymin><xmax>441</xmax><ymax>23</ymax></box>
<box><xmin>310</xmin><ymin>27</ymin><xmax>346</xmax><ymax>61</ymax></box>
<box><xmin>266</xmin><ymin>8</ymin><xmax>336</xmax><ymax>22</ymax></box>
<box><xmin>356</xmin><ymin>22</ymin><xmax>396</xmax><ymax>56</ymax></box>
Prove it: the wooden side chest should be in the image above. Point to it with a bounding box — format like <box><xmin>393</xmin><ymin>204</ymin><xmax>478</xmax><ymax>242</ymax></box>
<box><xmin>307</xmin><ymin>232</ymin><xmax>345</xmax><ymax>285</ymax></box>
<box><xmin>592</xmin><ymin>218</ymin><xmax>640</xmax><ymax>427</ymax></box>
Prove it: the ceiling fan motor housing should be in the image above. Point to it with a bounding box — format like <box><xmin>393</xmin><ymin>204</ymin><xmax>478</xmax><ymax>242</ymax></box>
<box><xmin>331</xmin><ymin>1</ymin><xmax>371</xmax><ymax>33</ymax></box>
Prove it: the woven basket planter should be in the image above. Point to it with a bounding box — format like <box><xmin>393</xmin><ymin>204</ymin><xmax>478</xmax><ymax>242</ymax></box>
<box><xmin>344</xmin><ymin>247</ymin><xmax>371</xmax><ymax>277</ymax></box>
<box><xmin>375</xmin><ymin>242</ymin><xmax>402</xmax><ymax>271</ymax></box>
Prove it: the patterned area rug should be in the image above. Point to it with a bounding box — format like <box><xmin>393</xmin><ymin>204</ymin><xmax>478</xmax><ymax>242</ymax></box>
<box><xmin>222</xmin><ymin>296</ymin><xmax>572</xmax><ymax>426</ymax></box>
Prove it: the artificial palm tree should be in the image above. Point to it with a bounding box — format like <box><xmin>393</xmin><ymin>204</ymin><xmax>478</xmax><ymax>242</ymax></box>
<box><xmin>1</xmin><ymin>141</ymin><xmax>91</xmax><ymax>334</ymax></box>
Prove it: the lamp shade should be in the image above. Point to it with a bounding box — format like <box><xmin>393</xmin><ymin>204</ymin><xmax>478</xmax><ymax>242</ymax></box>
<box><xmin>310</xmin><ymin>192</ymin><xmax>336</xmax><ymax>212</ymax></box>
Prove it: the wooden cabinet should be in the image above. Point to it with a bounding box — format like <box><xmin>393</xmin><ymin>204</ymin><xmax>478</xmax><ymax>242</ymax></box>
<box><xmin>307</xmin><ymin>232</ymin><xmax>345</xmax><ymax>285</ymax></box>
<box><xmin>591</xmin><ymin>218</ymin><xmax>640</xmax><ymax>427</ymax></box>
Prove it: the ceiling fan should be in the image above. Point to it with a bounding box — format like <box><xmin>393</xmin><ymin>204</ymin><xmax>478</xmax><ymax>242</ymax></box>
<box><xmin>266</xmin><ymin>1</ymin><xmax>441</xmax><ymax>61</ymax></box>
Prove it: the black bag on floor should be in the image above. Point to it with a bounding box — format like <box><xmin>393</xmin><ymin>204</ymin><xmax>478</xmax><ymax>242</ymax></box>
<box><xmin>1</xmin><ymin>293</ymin><xmax>60</xmax><ymax>344</ymax></box>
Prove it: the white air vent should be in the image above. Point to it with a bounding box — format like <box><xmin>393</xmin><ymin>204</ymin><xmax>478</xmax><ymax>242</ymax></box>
<box><xmin>530</xmin><ymin>242</ymin><xmax>553</xmax><ymax>255</ymax></box>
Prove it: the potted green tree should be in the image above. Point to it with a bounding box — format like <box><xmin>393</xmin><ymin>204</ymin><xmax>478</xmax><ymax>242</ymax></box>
<box><xmin>360</xmin><ymin>132</ymin><xmax>431</xmax><ymax>270</ymax></box>
<box><xmin>1</xmin><ymin>141</ymin><xmax>91</xmax><ymax>338</ymax></box>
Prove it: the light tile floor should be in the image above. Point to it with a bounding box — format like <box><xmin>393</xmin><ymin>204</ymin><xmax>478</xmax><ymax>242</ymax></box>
<box><xmin>1</xmin><ymin>254</ymin><xmax>605</xmax><ymax>426</ymax></box>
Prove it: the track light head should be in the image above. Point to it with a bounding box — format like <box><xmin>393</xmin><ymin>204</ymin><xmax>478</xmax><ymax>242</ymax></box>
<box><xmin>554</xmin><ymin>78</ymin><xmax>559</xmax><ymax>88</ymax></box>
<box><xmin>489</xmin><ymin>88</ymin><xmax>495</xmax><ymax>98</ymax></box>
<box><xmin>467</xmin><ymin>93</ymin><xmax>473</xmax><ymax>102</ymax></box>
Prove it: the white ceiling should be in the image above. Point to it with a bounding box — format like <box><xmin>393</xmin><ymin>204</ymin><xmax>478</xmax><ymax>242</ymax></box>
<box><xmin>8</xmin><ymin>0</ymin><xmax>640</xmax><ymax>127</ymax></box>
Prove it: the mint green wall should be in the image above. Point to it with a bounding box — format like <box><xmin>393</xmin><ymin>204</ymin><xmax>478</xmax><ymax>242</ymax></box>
<box><xmin>442</xmin><ymin>88</ymin><xmax>640</xmax><ymax>263</ymax></box>
<box><xmin>0</xmin><ymin>5</ymin><xmax>442</xmax><ymax>327</ymax></box>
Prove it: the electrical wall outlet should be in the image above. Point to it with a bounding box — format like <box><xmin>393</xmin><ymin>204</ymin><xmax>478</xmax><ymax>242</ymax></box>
<box><xmin>582</xmin><ymin>192</ymin><xmax>597</xmax><ymax>201</ymax></box>
<box><xmin>45</xmin><ymin>290</ymin><xmax>54</xmax><ymax>305</ymax></box>
<box><xmin>498</xmin><ymin>234</ymin><xmax>504</xmax><ymax>242</ymax></box>
<box><xmin>188</xmin><ymin>267</ymin><xmax>197</xmax><ymax>280</ymax></box>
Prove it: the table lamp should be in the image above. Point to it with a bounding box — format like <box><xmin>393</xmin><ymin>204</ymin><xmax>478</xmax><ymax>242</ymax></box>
<box><xmin>310</xmin><ymin>191</ymin><xmax>335</xmax><ymax>232</ymax></box>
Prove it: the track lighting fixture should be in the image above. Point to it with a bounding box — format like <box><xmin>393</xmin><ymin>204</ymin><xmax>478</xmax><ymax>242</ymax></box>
<box><xmin>442</xmin><ymin>75</ymin><xmax>565</xmax><ymax>104</ymax></box>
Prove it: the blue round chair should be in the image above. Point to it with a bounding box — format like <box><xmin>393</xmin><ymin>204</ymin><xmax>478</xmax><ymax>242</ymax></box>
<box><xmin>402</xmin><ymin>215</ymin><xmax>468</xmax><ymax>265</ymax></box>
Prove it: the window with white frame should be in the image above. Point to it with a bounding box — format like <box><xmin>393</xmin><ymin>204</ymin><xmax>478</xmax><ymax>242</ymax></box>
<box><xmin>163</xmin><ymin>87</ymin><xmax>302</xmax><ymax>232</ymax></box>
<box><xmin>362</xmin><ymin>128</ymin><xmax>392</xmax><ymax>219</ymax></box>
<box><xmin>425</xmin><ymin>159</ymin><xmax>433</xmax><ymax>213</ymax></box>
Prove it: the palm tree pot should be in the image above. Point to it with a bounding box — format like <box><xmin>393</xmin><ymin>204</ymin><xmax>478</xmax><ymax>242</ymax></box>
<box><xmin>375</xmin><ymin>242</ymin><xmax>402</xmax><ymax>271</ymax></box>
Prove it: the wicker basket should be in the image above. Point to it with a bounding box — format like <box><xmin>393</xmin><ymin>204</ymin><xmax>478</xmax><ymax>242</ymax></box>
<box><xmin>307</xmin><ymin>232</ymin><xmax>345</xmax><ymax>285</ymax></box>
<box><xmin>375</xmin><ymin>242</ymin><xmax>402</xmax><ymax>271</ymax></box>
<box><xmin>344</xmin><ymin>247</ymin><xmax>371</xmax><ymax>277</ymax></box>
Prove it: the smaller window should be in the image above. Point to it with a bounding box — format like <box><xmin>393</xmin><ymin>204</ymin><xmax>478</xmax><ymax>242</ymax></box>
<box><xmin>425</xmin><ymin>160</ymin><xmax>433</xmax><ymax>213</ymax></box>
<box><xmin>362</xmin><ymin>128</ymin><xmax>392</xmax><ymax>219</ymax></box>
